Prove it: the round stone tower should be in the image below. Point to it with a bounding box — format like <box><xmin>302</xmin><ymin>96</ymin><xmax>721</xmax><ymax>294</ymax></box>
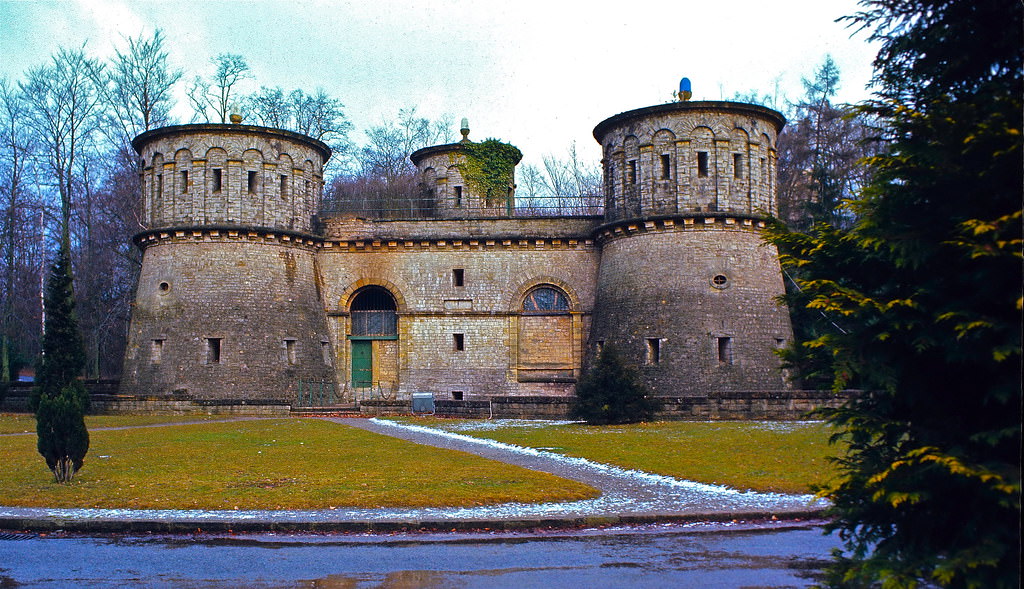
<box><xmin>590</xmin><ymin>101</ymin><xmax>794</xmax><ymax>395</ymax></box>
<box><xmin>410</xmin><ymin>120</ymin><xmax>522</xmax><ymax>218</ymax></box>
<box><xmin>120</xmin><ymin>124</ymin><xmax>336</xmax><ymax>401</ymax></box>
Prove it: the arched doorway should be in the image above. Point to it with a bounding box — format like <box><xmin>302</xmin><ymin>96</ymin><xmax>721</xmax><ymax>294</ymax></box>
<box><xmin>517</xmin><ymin>285</ymin><xmax>575</xmax><ymax>382</ymax></box>
<box><xmin>349</xmin><ymin>286</ymin><xmax>398</xmax><ymax>389</ymax></box>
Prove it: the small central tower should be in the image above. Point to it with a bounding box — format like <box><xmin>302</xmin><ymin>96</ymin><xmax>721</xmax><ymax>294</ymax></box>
<box><xmin>120</xmin><ymin>124</ymin><xmax>336</xmax><ymax>401</ymax></box>
<box><xmin>590</xmin><ymin>99</ymin><xmax>794</xmax><ymax>395</ymax></box>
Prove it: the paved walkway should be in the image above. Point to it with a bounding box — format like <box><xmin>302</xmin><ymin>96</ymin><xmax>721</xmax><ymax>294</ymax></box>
<box><xmin>0</xmin><ymin>417</ymin><xmax>825</xmax><ymax>533</ymax></box>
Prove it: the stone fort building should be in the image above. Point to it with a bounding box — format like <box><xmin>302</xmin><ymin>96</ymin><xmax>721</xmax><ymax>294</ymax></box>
<box><xmin>120</xmin><ymin>97</ymin><xmax>795</xmax><ymax>410</ymax></box>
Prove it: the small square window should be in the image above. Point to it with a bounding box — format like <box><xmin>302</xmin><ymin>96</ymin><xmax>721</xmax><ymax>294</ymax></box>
<box><xmin>646</xmin><ymin>338</ymin><xmax>662</xmax><ymax>365</ymax></box>
<box><xmin>452</xmin><ymin>391</ymin><xmax>464</xmax><ymax>401</ymax></box>
<box><xmin>697</xmin><ymin>152</ymin><xmax>709</xmax><ymax>177</ymax></box>
<box><xmin>453</xmin><ymin>333</ymin><xmax>465</xmax><ymax>351</ymax></box>
<box><xmin>452</xmin><ymin>268</ymin><xmax>465</xmax><ymax>287</ymax></box>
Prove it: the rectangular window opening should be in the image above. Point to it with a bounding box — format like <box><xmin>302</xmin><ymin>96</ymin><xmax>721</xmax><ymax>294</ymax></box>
<box><xmin>646</xmin><ymin>338</ymin><xmax>661</xmax><ymax>365</ymax></box>
<box><xmin>304</xmin><ymin>179</ymin><xmax>310</xmax><ymax>196</ymax></box>
<box><xmin>280</xmin><ymin>175</ymin><xmax>288</xmax><ymax>199</ymax></box>
<box><xmin>453</xmin><ymin>333</ymin><xmax>465</xmax><ymax>351</ymax></box>
<box><xmin>627</xmin><ymin>160</ymin><xmax>637</xmax><ymax>184</ymax></box>
<box><xmin>697</xmin><ymin>152</ymin><xmax>709</xmax><ymax>177</ymax></box>
<box><xmin>660</xmin><ymin>154</ymin><xmax>671</xmax><ymax>179</ymax></box>
<box><xmin>733</xmin><ymin>154</ymin><xmax>743</xmax><ymax>179</ymax></box>
<box><xmin>212</xmin><ymin>168</ymin><xmax>222</xmax><ymax>192</ymax></box>
<box><xmin>452</xmin><ymin>268</ymin><xmax>465</xmax><ymax>287</ymax></box>
<box><xmin>717</xmin><ymin>337</ymin><xmax>733</xmax><ymax>365</ymax></box>
<box><xmin>596</xmin><ymin>340</ymin><xmax>605</xmax><ymax>356</ymax></box>
<box><xmin>205</xmin><ymin>337</ymin><xmax>222</xmax><ymax>365</ymax></box>
<box><xmin>321</xmin><ymin>340</ymin><xmax>331</xmax><ymax>365</ymax></box>
<box><xmin>247</xmin><ymin>170</ymin><xmax>258</xmax><ymax>193</ymax></box>
<box><xmin>151</xmin><ymin>339</ymin><xmax>164</xmax><ymax>365</ymax></box>
<box><xmin>454</xmin><ymin>185</ymin><xmax>463</xmax><ymax>207</ymax></box>
<box><xmin>180</xmin><ymin>170</ymin><xmax>188</xmax><ymax>193</ymax></box>
<box><xmin>284</xmin><ymin>339</ymin><xmax>297</xmax><ymax>365</ymax></box>
<box><xmin>451</xmin><ymin>391</ymin><xmax>464</xmax><ymax>401</ymax></box>
<box><xmin>156</xmin><ymin>173</ymin><xmax>163</xmax><ymax>195</ymax></box>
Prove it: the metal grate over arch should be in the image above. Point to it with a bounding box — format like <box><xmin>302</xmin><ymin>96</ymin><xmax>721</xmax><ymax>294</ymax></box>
<box><xmin>350</xmin><ymin>286</ymin><xmax>397</xmax><ymax>336</ymax></box>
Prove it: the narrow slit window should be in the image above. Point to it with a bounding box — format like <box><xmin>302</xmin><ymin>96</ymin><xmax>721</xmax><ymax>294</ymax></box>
<box><xmin>321</xmin><ymin>340</ymin><xmax>331</xmax><ymax>365</ymax></box>
<box><xmin>156</xmin><ymin>173</ymin><xmax>163</xmax><ymax>195</ymax></box>
<box><xmin>646</xmin><ymin>338</ymin><xmax>661</xmax><ymax>365</ymax></box>
<box><xmin>212</xmin><ymin>168</ymin><xmax>222</xmax><ymax>192</ymax></box>
<box><xmin>180</xmin><ymin>170</ymin><xmax>189</xmax><ymax>193</ymax></box>
<box><xmin>454</xmin><ymin>185</ymin><xmax>463</xmax><ymax>207</ymax></box>
<box><xmin>247</xmin><ymin>170</ymin><xmax>258</xmax><ymax>193</ymax></box>
<box><xmin>697</xmin><ymin>152</ymin><xmax>709</xmax><ymax>177</ymax></box>
<box><xmin>151</xmin><ymin>339</ymin><xmax>164</xmax><ymax>365</ymax></box>
<box><xmin>304</xmin><ymin>179</ymin><xmax>310</xmax><ymax>196</ymax></box>
<box><xmin>284</xmin><ymin>339</ymin><xmax>297</xmax><ymax>365</ymax></box>
<box><xmin>596</xmin><ymin>340</ymin><xmax>605</xmax><ymax>355</ymax></box>
<box><xmin>733</xmin><ymin>154</ymin><xmax>743</xmax><ymax>179</ymax></box>
<box><xmin>627</xmin><ymin>160</ymin><xmax>637</xmax><ymax>184</ymax></box>
<box><xmin>717</xmin><ymin>337</ymin><xmax>733</xmax><ymax>365</ymax></box>
<box><xmin>453</xmin><ymin>333</ymin><xmax>465</xmax><ymax>351</ymax></box>
<box><xmin>452</xmin><ymin>268</ymin><xmax>465</xmax><ymax>287</ymax></box>
<box><xmin>280</xmin><ymin>175</ymin><xmax>288</xmax><ymax>200</ymax></box>
<box><xmin>660</xmin><ymin>154</ymin><xmax>671</xmax><ymax>179</ymax></box>
<box><xmin>205</xmin><ymin>337</ymin><xmax>222</xmax><ymax>365</ymax></box>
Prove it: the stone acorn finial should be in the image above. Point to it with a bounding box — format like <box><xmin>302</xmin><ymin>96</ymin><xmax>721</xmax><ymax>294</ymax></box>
<box><xmin>460</xmin><ymin>117</ymin><xmax>471</xmax><ymax>143</ymax></box>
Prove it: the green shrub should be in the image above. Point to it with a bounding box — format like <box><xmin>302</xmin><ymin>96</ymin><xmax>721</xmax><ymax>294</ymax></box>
<box><xmin>36</xmin><ymin>381</ymin><xmax>90</xmax><ymax>483</ymax></box>
<box><xmin>572</xmin><ymin>344</ymin><xmax>660</xmax><ymax>425</ymax></box>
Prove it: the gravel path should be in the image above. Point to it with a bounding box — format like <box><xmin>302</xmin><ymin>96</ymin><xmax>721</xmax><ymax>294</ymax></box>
<box><xmin>0</xmin><ymin>417</ymin><xmax>824</xmax><ymax>531</ymax></box>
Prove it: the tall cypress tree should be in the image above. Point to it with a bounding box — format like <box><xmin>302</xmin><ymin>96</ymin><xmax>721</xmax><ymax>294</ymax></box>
<box><xmin>765</xmin><ymin>0</ymin><xmax>1021</xmax><ymax>586</ymax></box>
<box><xmin>33</xmin><ymin>239</ymin><xmax>89</xmax><ymax>483</ymax></box>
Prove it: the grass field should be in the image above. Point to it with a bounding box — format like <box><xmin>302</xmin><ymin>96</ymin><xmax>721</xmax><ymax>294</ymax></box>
<box><xmin>0</xmin><ymin>413</ymin><xmax>225</xmax><ymax>435</ymax></box>
<box><xmin>0</xmin><ymin>417</ymin><xmax>598</xmax><ymax>509</ymax></box>
<box><xmin>388</xmin><ymin>418</ymin><xmax>840</xmax><ymax>495</ymax></box>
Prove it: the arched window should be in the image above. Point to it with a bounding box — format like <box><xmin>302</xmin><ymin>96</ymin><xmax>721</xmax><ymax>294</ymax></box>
<box><xmin>350</xmin><ymin>286</ymin><xmax>397</xmax><ymax>336</ymax></box>
<box><xmin>522</xmin><ymin>286</ymin><xmax>569</xmax><ymax>313</ymax></box>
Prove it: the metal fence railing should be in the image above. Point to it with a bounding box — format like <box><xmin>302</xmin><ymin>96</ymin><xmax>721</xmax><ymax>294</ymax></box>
<box><xmin>320</xmin><ymin>195</ymin><xmax>604</xmax><ymax>220</ymax></box>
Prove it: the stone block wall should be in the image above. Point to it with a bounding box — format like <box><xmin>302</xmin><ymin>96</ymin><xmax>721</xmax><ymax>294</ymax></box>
<box><xmin>590</xmin><ymin>218</ymin><xmax>793</xmax><ymax>395</ymax></box>
<box><xmin>121</xmin><ymin>234</ymin><xmax>334</xmax><ymax>401</ymax></box>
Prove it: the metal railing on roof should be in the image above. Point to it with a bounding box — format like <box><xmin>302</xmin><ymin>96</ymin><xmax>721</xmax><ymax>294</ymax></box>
<box><xmin>319</xmin><ymin>195</ymin><xmax>605</xmax><ymax>220</ymax></box>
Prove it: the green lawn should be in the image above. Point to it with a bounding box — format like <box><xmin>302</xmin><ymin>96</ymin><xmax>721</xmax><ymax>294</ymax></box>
<box><xmin>387</xmin><ymin>418</ymin><xmax>839</xmax><ymax>495</ymax></box>
<box><xmin>0</xmin><ymin>417</ymin><xmax>598</xmax><ymax>509</ymax></box>
<box><xmin>0</xmin><ymin>413</ymin><xmax>225</xmax><ymax>434</ymax></box>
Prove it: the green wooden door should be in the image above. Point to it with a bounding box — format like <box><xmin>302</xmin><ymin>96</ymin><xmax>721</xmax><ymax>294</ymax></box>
<box><xmin>351</xmin><ymin>340</ymin><xmax>373</xmax><ymax>387</ymax></box>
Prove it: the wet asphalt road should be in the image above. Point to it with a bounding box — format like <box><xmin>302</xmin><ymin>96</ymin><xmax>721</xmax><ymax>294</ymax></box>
<box><xmin>0</xmin><ymin>522</ymin><xmax>840</xmax><ymax>588</ymax></box>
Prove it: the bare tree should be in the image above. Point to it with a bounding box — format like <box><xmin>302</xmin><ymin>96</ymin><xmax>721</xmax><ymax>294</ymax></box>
<box><xmin>106</xmin><ymin>29</ymin><xmax>182</xmax><ymax>142</ymax></box>
<box><xmin>187</xmin><ymin>53</ymin><xmax>250</xmax><ymax>123</ymax></box>
<box><xmin>20</xmin><ymin>46</ymin><xmax>106</xmax><ymax>247</ymax></box>
<box><xmin>518</xmin><ymin>143</ymin><xmax>601</xmax><ymax>214</ymax></box>
<box><xmin>0</xmin><ymin>78</ymin><xmax>38</xmax><ymax>387</ymax></box>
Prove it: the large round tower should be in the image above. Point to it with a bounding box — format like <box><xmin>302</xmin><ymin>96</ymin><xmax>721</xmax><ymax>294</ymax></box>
<box><xmin>590</xmin><ymin>101</ymin><xmax>794</xmax><ymax>395</ymax></box>
<box><xmin>120</xmin><ymin>124</ymin><xmax>336</xmax><ymax>401</ymax></box>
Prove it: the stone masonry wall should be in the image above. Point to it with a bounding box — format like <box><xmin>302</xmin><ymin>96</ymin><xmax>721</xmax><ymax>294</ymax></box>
<box><xmin>318</xmin><ymin>238</ymin><xmax>600</xmax><ymax>397</ymax></box>
<box><xmin>590</xmin><ymin>218</ymin><xmax>793</xmax><ymax>396</ymax></box>
<box><xmin>121</xmin><ymin>233</ymin><xmax>334</xmax><ymax>401</ymax></box>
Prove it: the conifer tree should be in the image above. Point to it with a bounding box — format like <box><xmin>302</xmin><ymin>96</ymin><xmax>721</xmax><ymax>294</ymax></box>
<box><xmin>766</xmin><ymin>0</ymin><xmax>1021</xmax><ymax>585</ymax></box>
<box><xmin>33</xmin><ymin>239</ymin><xmax>90</xmax><ymax>483</ymax></box>
<box><xmin>572</xmin><ymin>344</ymin><xmax>659</xmax><ymax>425</ymax></box>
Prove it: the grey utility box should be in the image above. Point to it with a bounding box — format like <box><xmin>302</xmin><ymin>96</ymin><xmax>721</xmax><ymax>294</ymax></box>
<box><xmin>411</xmin><ymin>392</ymin><xmax>435</xmax><ymax>413</ymax></box>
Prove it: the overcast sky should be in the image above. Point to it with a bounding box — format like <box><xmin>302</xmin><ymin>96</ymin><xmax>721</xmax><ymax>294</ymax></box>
<box><xmin>0</xmin><ymin>0</ymin><xmax>879</xmax><ymax>167</ymax></box>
